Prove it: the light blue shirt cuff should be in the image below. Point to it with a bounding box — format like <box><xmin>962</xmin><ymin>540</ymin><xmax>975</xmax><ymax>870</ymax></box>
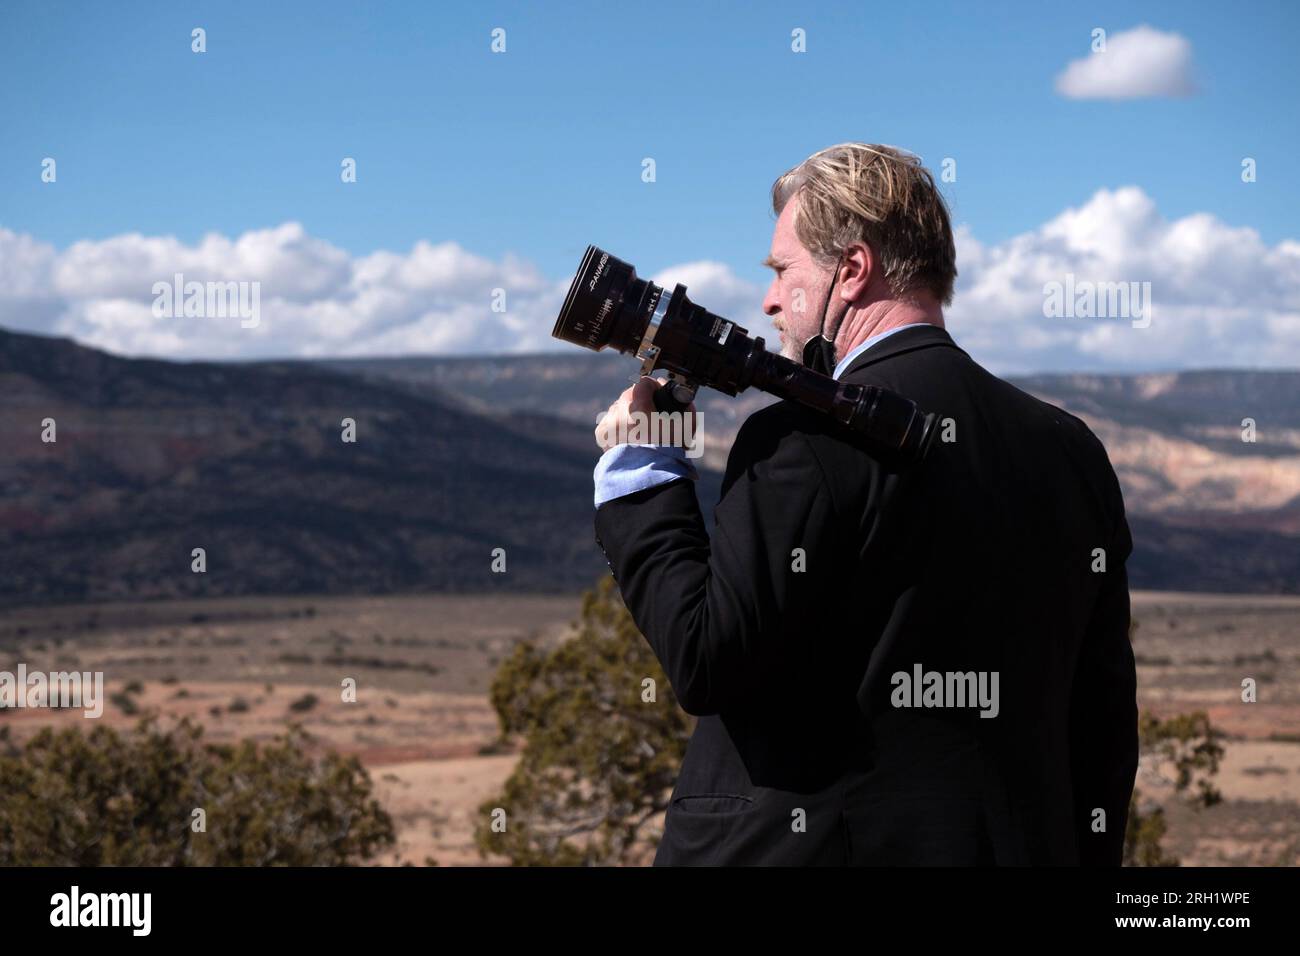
<box><xmin>593</xmin><ymin>443</ymin><xmax>699</xmax><ymax>508</ymax></box>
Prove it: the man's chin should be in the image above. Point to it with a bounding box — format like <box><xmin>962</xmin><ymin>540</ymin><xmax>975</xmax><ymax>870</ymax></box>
<box><xmin>779</xmin><ymin>339</ymin><xmax>805</xmax><ymax>364</ymax></box>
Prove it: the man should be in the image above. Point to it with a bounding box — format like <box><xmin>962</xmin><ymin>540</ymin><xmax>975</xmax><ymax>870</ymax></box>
<box><xmin>591</xmin><ymin>143</ymin><xmax>1138</xmax><ymax>866</ymax></box>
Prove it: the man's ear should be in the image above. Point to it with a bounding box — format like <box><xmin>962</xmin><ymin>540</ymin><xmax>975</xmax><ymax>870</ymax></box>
<box><xmin>840</xmin><ymin>242</ymin><xmax>875</xmax><ymax>300</ymax></box>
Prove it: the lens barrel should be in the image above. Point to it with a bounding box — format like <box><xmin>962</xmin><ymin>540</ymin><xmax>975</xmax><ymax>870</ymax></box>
<box><xmin>553</xmin><ymin>245</ymin><xmax>653</xmax><ymax>354</ymax></box>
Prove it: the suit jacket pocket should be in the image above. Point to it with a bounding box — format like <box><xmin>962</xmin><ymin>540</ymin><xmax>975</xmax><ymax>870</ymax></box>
<box><xmin>656</xmin><ymin>793</ymin><xmax>757</xmax><ymax>866</ymax></box>
<box><xmin>671</xmin><ymin>792</ymin><xmax>756</xmax><ymax>815</ymax></box>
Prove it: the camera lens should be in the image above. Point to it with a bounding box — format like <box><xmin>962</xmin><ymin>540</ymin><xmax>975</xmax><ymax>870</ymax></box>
<box><xmin>553</xmin><ymin>245</ymin><xmax>652</xmax><ymax>353</ymax></box>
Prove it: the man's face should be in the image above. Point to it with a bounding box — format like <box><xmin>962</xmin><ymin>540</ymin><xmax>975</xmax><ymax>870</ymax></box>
<box><xmin>762</xmin><ymin>195</ymin><xmax>835</xmax><ymax>363</ymax></box>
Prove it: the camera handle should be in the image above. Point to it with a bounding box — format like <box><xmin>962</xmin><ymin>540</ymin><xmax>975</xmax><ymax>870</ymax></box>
<box><xmin>635</xmin><ymin>284</ymin><xmax>698</xmax><ymax>413</ymax></box>
<box><xmin>650</xmin><ymin>373</ymin><xmax>698</xmax><ymax>413</ymax></box>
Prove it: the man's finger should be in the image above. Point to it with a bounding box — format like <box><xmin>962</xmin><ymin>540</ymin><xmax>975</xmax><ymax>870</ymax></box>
<box><xmin>630</xmin><ymin>376</ymin><xmax>662</xmax><ymax>412</ymax></box>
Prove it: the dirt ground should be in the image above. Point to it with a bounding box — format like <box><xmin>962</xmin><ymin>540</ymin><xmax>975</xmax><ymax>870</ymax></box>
<box><xmin>2</xmin><ymin>590</ymin><xmax>1296</xmax><ymax>866</ymax></box>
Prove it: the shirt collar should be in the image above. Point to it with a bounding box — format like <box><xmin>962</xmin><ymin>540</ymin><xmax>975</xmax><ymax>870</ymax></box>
<box><xmin>832</xmin><ymin>322</ymin><xmax>936</xmax><ymax>380</ymax></box>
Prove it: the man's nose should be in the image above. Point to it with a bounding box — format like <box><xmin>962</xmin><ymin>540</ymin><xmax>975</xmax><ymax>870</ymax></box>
<box><xmin>762</xmin><ymin>282</ymin><xmax>780</xmax><ymax>317</ymax></box>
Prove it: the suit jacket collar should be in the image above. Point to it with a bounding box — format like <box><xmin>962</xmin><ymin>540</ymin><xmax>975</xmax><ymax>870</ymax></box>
<box><xmin>837</xmin><ymin>323</ymin><xmax>964</xmax><ymax>379</ymax></box>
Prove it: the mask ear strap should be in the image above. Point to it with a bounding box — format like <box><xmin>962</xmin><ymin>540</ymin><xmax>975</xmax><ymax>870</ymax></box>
<box><xmin>815</xmin><ymin>252</ymin><xmax>847</xmax><ymax>353</ymax></box>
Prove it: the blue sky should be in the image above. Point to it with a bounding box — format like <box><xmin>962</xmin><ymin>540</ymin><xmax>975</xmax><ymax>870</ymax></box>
<box><xmin>1</xmin><ymin>0</ymin><xmax>1298</xmax><ymax>370</ymax></box>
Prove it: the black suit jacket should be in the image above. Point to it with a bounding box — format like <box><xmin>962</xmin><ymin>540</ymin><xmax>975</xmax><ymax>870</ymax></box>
<box><xmin>593</xmin><ymin>325</ymin><xmax>1138</xmax><ymax>866</ymax></box>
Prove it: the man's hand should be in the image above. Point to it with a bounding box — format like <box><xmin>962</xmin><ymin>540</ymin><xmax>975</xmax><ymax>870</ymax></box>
<box><xmin>595</xmin><ymin>376</ymin><xmax>698</xmax><ymax>452</ymax></box>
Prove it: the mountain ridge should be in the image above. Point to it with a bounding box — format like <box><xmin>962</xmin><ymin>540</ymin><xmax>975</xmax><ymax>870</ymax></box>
<box><xmin>2</xmin><ymin>327</ymin><xmax>1296</xmax><ymax>603</ymax></box>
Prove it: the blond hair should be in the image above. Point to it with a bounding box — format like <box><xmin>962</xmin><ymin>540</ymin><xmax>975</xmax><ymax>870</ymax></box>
<box><xmin>770</xmin><ymin>143</ymin><xmax>957</xmax><ymax>305</ymax></box>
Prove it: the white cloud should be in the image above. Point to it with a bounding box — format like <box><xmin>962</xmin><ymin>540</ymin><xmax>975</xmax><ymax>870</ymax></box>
<box><xmin>0</xmin><ymin>224</ymin><xmax>570</xmax><ymax>360</ymax></box>
<box><xmin>1055</xmin><ymin>25</ymin><xmax>1196</xmax><ymax>100</ymax></box>
<box><xmin>949</xmin><ymin>187</ymin><xmax>1300</xmax><ymax>372</ymax></box>
<box><xmin>2</xmin><ymin>186</ymin><xmax>1298</xmax><ymax>373</ymax></box>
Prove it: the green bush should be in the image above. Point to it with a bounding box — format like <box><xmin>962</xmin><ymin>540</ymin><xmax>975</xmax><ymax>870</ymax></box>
<box><xmin>475</xmin><ymin>575</ymin><xmax>692</xmax><ymax>865</ymax></box>
<box><xmin>0</xmin><ymin>715</ymin><xmax>395</xmax><ymax>865</ymax></box>
<box><xmin>289</xmin><ymin>693</ymin><xmax>319</xmax><ymax>713</ymax></box>
<box><xmin>1124</xmin><ymin>710</ymin><xmax>1224</xmax><ymax>867</ymax></box>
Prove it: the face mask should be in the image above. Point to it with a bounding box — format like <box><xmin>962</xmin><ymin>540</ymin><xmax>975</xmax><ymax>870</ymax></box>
<box><xmin>799</xmin><ymin>253</ymin><xmax>846</xmax><ymax>377</ymax></box>
<box><xmin>801</xmin><ymin>331</ymin><xmax>837</xmax><ymax>377</ymax></box>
